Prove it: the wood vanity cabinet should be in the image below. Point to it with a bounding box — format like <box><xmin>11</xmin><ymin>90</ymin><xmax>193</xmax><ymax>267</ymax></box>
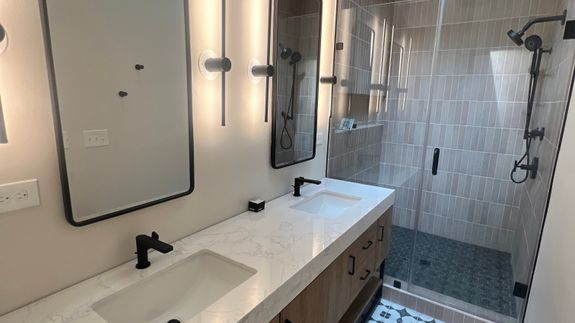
<box><xmin>273</xmin><ymin>208</ymin><xmax>393</xmax><ymax>323</ymax></box>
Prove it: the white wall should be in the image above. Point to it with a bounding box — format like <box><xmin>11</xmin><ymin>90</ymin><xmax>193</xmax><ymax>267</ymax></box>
<box><xmin>524</xmin><ymin>72</ymin><xmax>575</xmax><ymax>322</ymax></box>
<box><xmin>0</xmin><ymin>0</ymin><xmax>336</xmax><ymax>315</ymax></box>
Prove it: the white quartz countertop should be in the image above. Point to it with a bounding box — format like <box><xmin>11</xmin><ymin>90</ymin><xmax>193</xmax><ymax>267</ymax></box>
<box><xmin>1</xmin><ymin>178</ymin><xmax>394</xmax><ymax>323</ymax></box>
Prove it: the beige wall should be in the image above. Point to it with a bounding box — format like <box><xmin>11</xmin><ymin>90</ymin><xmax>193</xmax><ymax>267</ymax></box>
<box><xmin>0</xmin><ymin>0</ymin><xmax>336</xmax><ymax>315</ymax></box>
<box><xmin>524</xmin><ymin>48</ymin><xmax>575</xmax><ymax>323</ymax></box>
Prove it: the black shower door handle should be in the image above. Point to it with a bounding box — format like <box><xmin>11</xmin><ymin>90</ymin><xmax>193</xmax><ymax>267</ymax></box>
<box><xmin>432</xmin><ymin>148</ymin><xmax>440</xmax><ymax>175</ymax></box>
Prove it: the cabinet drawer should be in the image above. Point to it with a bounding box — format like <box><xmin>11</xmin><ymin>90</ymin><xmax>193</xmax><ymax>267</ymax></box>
<box><xmin>349</xmin><ymin>223</ymin><xmax>377</xmax><ymax>299</ymax></box>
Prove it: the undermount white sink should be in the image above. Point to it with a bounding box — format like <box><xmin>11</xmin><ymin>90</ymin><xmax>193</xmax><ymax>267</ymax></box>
<box><xmin>92</xmin><ymin>250</ymin><xmax>256</xmax><ymax>323</ymax></box>
<box><xmin>291</xmin><ymin>191</ymin><xmax>361</xmax><ymax>218</ymax></box>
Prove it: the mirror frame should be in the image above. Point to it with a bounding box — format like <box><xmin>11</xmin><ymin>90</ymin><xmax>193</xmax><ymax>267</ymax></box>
<box><xmin>270</xmin><ymin>0</ymin><xmax>322</xmax><ymax>169</ymax></box>
<box><xmin>39</xmin><ymin>0</ymin><xmax>195</xmax><ymax>226</ymax></box>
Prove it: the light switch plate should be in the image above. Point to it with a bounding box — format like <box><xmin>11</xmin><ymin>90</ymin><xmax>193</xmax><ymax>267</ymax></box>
<box><xmin>0</xmin><ymin>179</ymin><xmax>41</xmax><ymax>214</ymax></box>
<box><xmin>83</xmin><ymin>129</ymin><xmax>109</xmax><ymax>148</ymax></box>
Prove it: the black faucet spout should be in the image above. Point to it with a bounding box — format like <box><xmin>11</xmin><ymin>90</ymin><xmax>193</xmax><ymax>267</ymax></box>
<box><xmin>293</xmin><ymin>177</ymin><xmax>322</xmax><ymax>197</ymax></box>
<box><xmin>135</xmin><ymin>231</ymin><xmax>173</xmax><ymax>269</ymax></box>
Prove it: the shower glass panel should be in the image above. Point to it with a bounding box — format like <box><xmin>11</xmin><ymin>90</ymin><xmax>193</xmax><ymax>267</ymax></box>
<box><xmin>328</xmin><ymin>0</ymin><xmax>440</xmax><ymax>312</ymax></box>
<box><xmin>410</xmin><ymin>0</ymin><xmax>573</xmax><ymax>321</ymax></box>
<box><xmin>328</xmin><ymin>0</ymin><xmax>574</xmax><ymax>322</ymax></box>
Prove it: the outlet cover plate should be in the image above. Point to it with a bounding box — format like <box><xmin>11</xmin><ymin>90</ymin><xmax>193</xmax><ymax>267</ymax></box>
<box><xmin>0</xmin><ymin>179</ymin><xmax>41</xmax><ymax>214</ymax></box>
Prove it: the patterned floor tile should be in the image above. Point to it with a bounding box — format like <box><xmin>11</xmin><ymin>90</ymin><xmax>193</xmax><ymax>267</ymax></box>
<box><xmin>386</xmin><ymin>226</ymin><xmax>517</xmax><ymax>318</ymax></box>
<box><xmin>367</xmin><ymin>299</ymin><xmax>445</xmax><ymax>323</ymax></box>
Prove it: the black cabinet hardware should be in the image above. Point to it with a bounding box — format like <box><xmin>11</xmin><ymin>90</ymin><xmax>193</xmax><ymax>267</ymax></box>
<box><xmin>360</xmin><ymin>270</ymin><xmax>371</xmax><ymax>280</ymax></box>
<box><xmin>135</xmin><ymin>64</ymin><xmax>145</xmax><ymax>70</ymax></box>
<box><xmin>378</xmin><ymin>225</ymin><xmax>385</xmax><ymax>241</ymax></box>
<box><xmin>348</xmin><ymin>255</ymin><xmax>356</xmax><ymax>275</ymax></box>
<box><xmin>118</xmin><ymin>91</ymin><xmax>128</xmax><ymax>98</ymax></box>
<box><xmin>362</xmin><ymin>240</ymin><xmax>373</xmax><ymax>250</ymax></box>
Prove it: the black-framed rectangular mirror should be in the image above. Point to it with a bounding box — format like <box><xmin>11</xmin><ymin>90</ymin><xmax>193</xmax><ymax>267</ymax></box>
<box><xmin>40</xmin><ymin>0</ymin><xmax>194</xmax><ymax>226</ymax></box>
<box><xmin>271</xmin><ymin>0</ymin><xmax>322</xmax><ymax>169</ymax></box>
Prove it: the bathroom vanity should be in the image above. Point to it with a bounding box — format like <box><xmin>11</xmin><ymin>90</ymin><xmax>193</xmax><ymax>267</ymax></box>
<box><xmin>0</xmin><ymin>179</ymin><xmax>394</xmax><ymax>323</ymax></box>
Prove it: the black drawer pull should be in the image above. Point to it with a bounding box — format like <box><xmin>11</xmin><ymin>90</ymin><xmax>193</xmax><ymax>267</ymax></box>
<box><xmin>348</xmin><ymin>255</ymin><xmax>356</xmax><ymax>275</ymax></box>
<box><xmin>360</xmin><ymin>270</ymin><xmax>371</xmax><ymax>280</ymax></box>
<box><xmin>285</xmin><ymin>320</ymin><xmax>292</xmax><ymax>323</ymax></box>
<box><xmin>378</xmin><ymin>225</ymin><xmax>385</xmax><ymax>241</ymax></box>
<box><xmin>362</xmin><ymin>240</ymin><xmax>373</xmax><ymax>250</ymax></box>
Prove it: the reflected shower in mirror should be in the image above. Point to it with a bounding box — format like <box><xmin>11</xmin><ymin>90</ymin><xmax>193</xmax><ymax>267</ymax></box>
<box><xmin>271</xmin><ymin>0</ymin><xmax>321</xmax><ymax>168</ymax></box>
<box><xmin>41</xmin><ymin>0</ymin><xmax>194</xmax><ymax>226</ymax></box>
<box><xmin>332</xmin><ymin>3</ymin><xmax>398</xmax><ymax>129</ymax></box>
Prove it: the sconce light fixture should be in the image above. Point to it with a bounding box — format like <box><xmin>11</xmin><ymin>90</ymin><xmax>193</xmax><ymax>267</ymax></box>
<box><xmin>248</xmin><ymin>59</ymin><xmax>274</xmax><ymax>83</ymax></box>
<box><xmin>0</xmin><ymin>97</ymin><xmax>7</xmax><ymax>144</ymax></box>
<box><xmin>0</xmin><ymin>24</ymin><xmax>7</xmax><ymax>55</ymax></box>
<box><xmin>199</xmin><ymin>0</ymin><xmax>231</xmax><ymax>126</ymax></box>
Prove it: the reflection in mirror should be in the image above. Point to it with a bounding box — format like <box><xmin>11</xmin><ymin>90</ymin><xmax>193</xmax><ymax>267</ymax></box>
<box><xmin>41</xmin><ymin>0</ymin><xmax>193</xmax><ymax>226</ymax></box>
<box><xmin>332</xmin><ymin>1</ymin><xmax>398</xmax><ymax>128</ymax></box>
<box><xmin>271</xmin><ymin>0</ymin><xmax>321</xmax><ymax>168</ymax></box>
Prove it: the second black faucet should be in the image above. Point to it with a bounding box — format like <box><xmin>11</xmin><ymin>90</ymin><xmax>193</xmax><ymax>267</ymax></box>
<box><xmin>293</xmin><ymin>177</ymin><xmax>322</xmax><ymax>197</ymax></box>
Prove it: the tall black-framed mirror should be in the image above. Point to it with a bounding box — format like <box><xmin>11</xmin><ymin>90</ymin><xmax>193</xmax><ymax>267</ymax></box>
<box><xmin>271</xmin><ymin>0</ymin><xmax>322</xmax><ymax>169</ymax></box>
<box><xmin>40</xmin><ymin>0</ymin><xmax>194</xmax><ymax>226</ymax></box>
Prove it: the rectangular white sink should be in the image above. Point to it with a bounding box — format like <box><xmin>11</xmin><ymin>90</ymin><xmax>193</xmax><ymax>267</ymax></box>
<box><xmin>93</xmin><ymin>250</ymin><xmax>256</xmax><ymax>323</ymax></box>
<box><xmin>291</xmin><ymin>191</ymin><xmax>361</xmax><ymax>218</ymax></box>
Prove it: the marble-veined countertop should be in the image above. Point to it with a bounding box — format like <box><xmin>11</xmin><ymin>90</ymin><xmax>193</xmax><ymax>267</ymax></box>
<box><xmin>0</xmin><ymin>178</ymin><xmax>394</xmax><ymax>323</ymax></box>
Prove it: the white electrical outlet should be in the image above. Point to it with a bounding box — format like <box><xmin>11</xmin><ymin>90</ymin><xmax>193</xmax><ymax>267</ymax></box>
<box><xmin>0</xmin><ymin>179</ymin><xmax>41</xmax><ymax>214</ymax></box>
<box><xmin>83</xmin><ymin>129</ymin><xmax>110</xmax><ymax>148</ymax></box>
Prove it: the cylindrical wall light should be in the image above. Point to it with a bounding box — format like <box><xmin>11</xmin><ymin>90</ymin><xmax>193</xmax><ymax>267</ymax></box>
<box><xmin>251</xmin><ymin>63</ymin><xmax>274</xmax><ymax>78</ymax></box>
<box><xmin>0</xmin><ymin>24</ymin><xmax>7</xmax><ymax>55</ymax></box>
<box><xmin>198</xmin><ymin>0</ymin><xmax>231</xmax><ymax>126</ymax></box>
<box><xmin>0</xmin><ymin>97</ymin><xmax>7</xmax><ymax>144</ymax></box>
<box><xmin>0</xmin><ymin>25</ymin><xmax>6</xmax><ymax>143</ymax></box>
<box><xmin>248</xmin><ymin>58</ymin><xmax>274</xmax><ymax>84</ymax></box>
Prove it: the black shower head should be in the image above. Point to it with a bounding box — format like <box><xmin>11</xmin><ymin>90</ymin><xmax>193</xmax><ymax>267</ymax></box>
<box><xmin>279</xmin><ymin>43</ymin><xmax>293</xmax><ymax>60</ymax></box>
<box><xmin>506</xmin><ymin>10</ymin><xmax>567</xmax><ymax>46</ymax></box>
<box><xmin>507</xmin><ymin>29</ymin><xmax>524</xmax><ymax>46</ymax></box>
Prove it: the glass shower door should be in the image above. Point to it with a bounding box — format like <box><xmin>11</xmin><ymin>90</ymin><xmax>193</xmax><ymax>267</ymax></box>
<box><xmin>406</xmin><ymin>0</ymin><xmax>569</xmax><ymax>321</ymax></box>
<box><xmin>327</xmin><ymin>0</ymin><xmax>442</xmax><ymax>290</ymax></box>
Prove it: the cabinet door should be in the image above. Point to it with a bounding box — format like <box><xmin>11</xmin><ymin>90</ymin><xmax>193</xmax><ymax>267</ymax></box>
<box><xmin>281</xmin><ymin>258</ymin><xmax>344</xmax><ymax>323</ymax></box>
<box><xmin>281</xmin><ymin>275</ymin><xmax>325</xmax><ymax>323</ymax></box>
<box><xmin>375</xmin><ymin>208</ymin><xmax>393</xmax><ymax>267</ymax></box>
<box><xmin>325</xmin><ymin>254</ymin><xmax>351</xmax><ymax>322</ymax></box>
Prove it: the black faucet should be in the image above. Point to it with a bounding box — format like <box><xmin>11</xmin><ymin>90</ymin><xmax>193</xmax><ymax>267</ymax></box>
<box><xmin>135</xmin><ymin>232</ymin><xmax>173</xmax><ymax>269</ymax></box>
<box><xmin>293</xmin><ymin>176</ymin><xmax>322</xmax><ymax>197</ymax></box>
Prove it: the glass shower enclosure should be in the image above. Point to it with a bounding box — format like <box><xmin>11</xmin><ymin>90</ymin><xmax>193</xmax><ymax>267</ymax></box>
<box><xmin>327</xmin><ymin>0</ymin><xmax>575</xmax><ymax>322</ymax></box>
